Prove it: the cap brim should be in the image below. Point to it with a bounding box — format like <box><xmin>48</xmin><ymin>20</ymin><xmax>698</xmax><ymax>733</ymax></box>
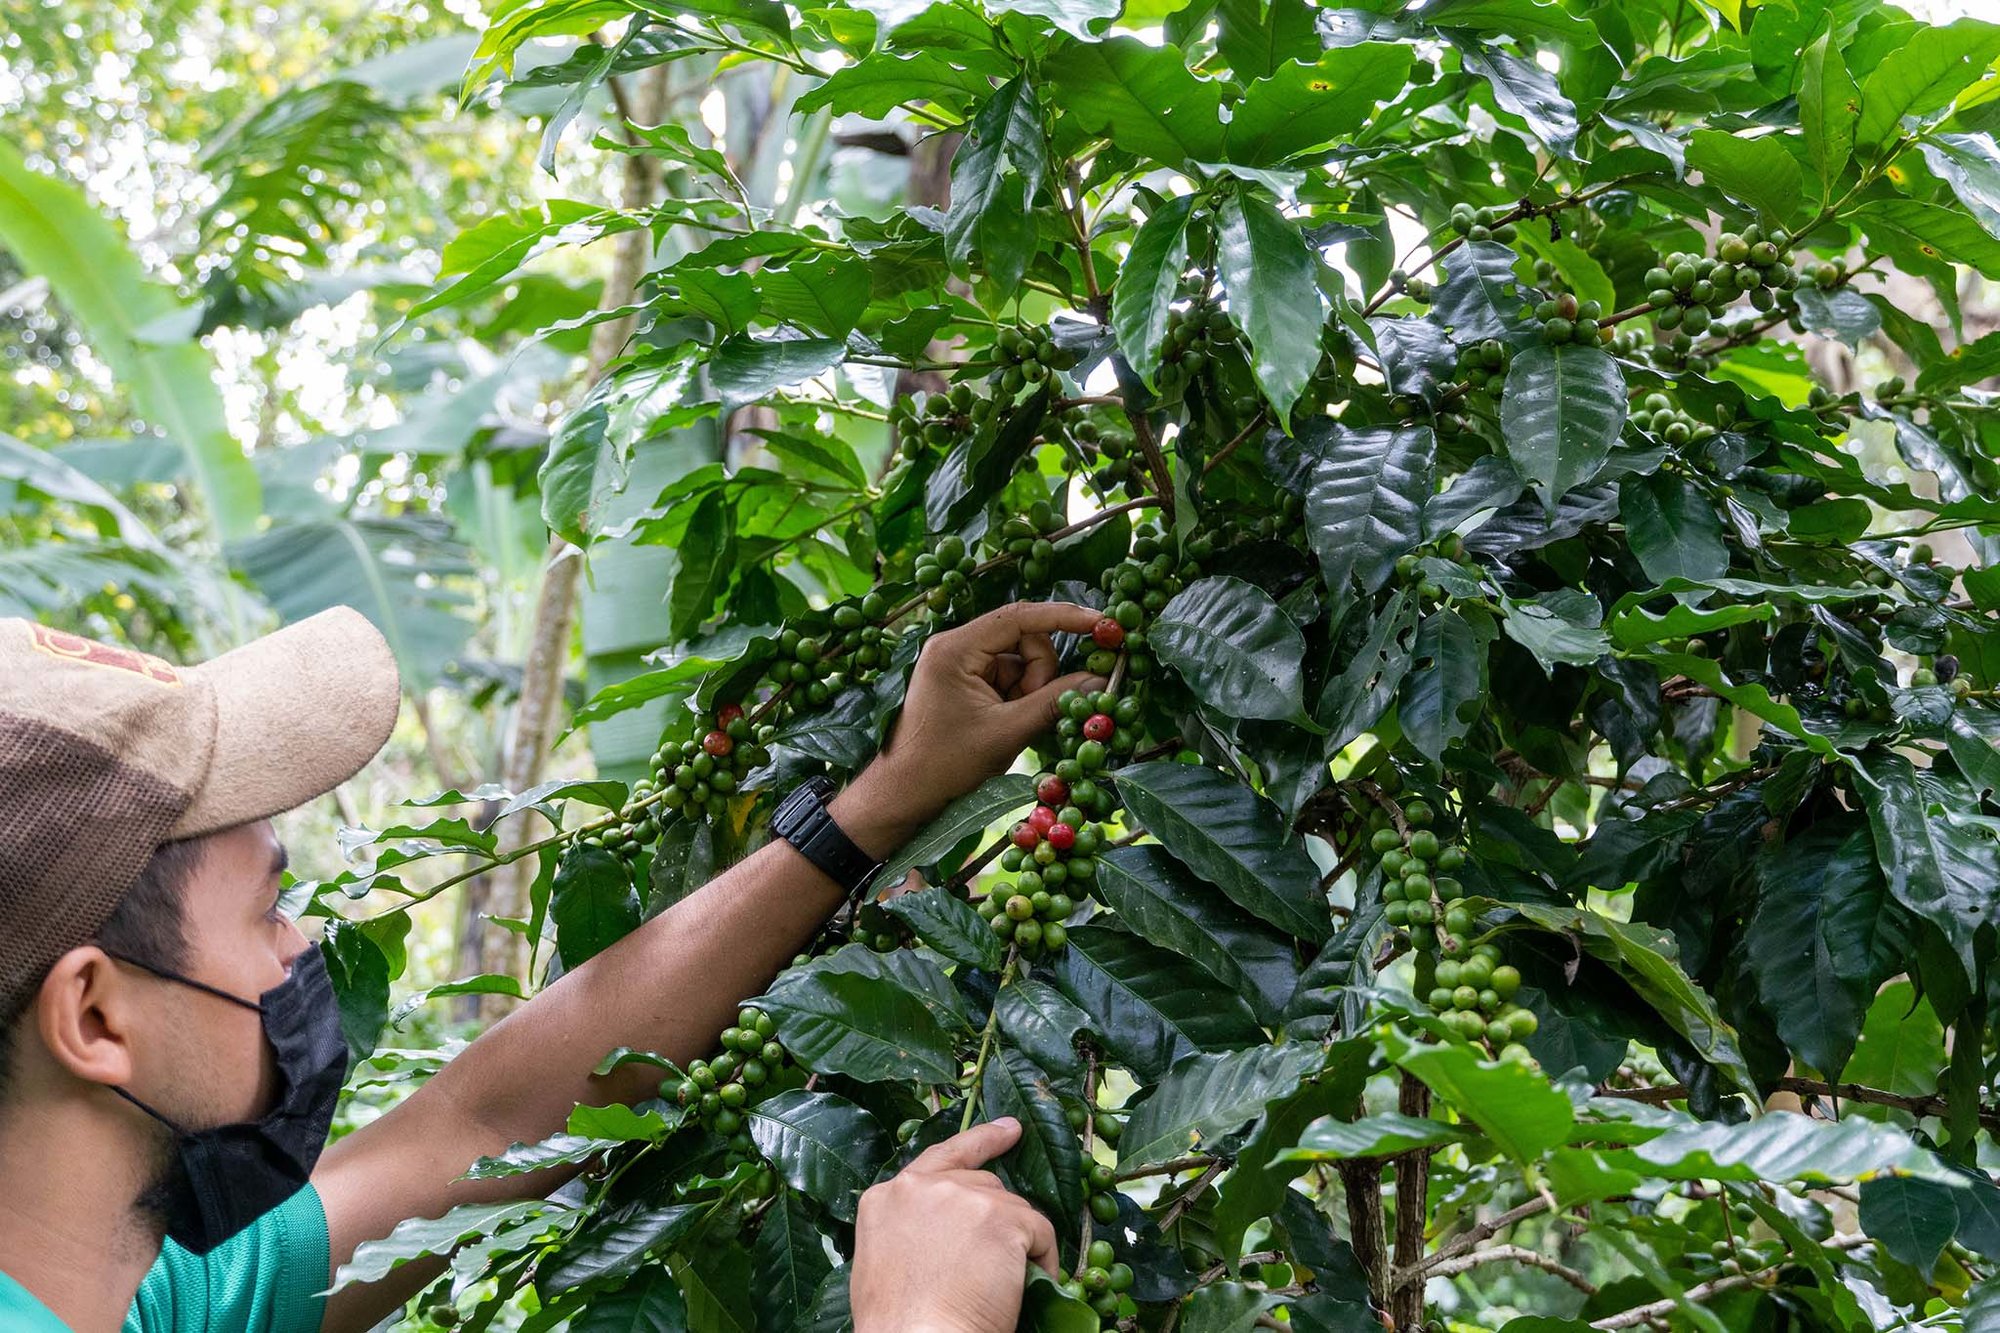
<box><xmin>171</xmin><ymin>607</ymin><xmax>401</xmax><ymax>839</ymax></box>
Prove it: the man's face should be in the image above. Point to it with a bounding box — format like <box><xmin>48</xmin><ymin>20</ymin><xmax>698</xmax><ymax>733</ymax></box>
<box><xmin>124</xmin><ymin>820</ymin><xmax>311</xmax><ymax>1126</ymax></box>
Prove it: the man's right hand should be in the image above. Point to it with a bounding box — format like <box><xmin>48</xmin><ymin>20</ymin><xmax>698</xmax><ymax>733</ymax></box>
<box><xmin>851</xmin><ymin>1118</ymin><xmax>1060</xmax><ymax>1333</ymax></box>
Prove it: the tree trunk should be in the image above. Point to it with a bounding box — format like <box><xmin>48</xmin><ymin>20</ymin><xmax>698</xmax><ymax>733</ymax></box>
<box><xmin>1338</xmin><ymin>1158</ymin><xmax>1389</xmax><ymax>1316</ymax></box>
<box><xmin>453</xmin><ymin>64</ymin><xmax>674</xmax><ymax>1020</ymax></box>
<box><xmin>1390</xmin><ymin>1074</ymin><xmax>1433</xmax><ymax>1330</ymax></box>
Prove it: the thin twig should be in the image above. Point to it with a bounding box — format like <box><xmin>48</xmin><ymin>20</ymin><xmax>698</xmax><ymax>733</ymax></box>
<box><xmin>1408</xmin><ymin>1244</ymin><xmax>1599</xmax><ymax>1295</ymax></box>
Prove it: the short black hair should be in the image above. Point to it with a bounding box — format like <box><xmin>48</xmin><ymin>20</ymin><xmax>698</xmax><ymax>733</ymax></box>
<box><xmin>0</xmin><ymin>836</ymin><xmax>204</xmax><ymax>1111</ymax></box>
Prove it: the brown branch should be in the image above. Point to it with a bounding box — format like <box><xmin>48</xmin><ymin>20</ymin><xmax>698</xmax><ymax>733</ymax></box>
<box><xmin>1202</xmin><ymin>411</ymin><xmax>1269</xmax><ymax>475</ymax></box>
<box><xmin>1411</xmin><ymin>1244</ymin><xmax>1599</xmax><ymax>1295</ymax></box>
<box><xmin>1158</xmin><ymin>1160</ymin><xmax>1225</xmax><ymax>1232</ymax></box>
<box><xmin>1079</xmin><ymin>1049</ymin><xmax>1100</xmax><ymax>1262</ymax></box>
<box><xmin>1115</xmin><ymin>1154</ymin><xmax>1220</xmax><ymax>1182</ymax></box>
<box><xmin>1400</xmin><ymin>1197</ymin><xmax>1557</xmax><ymax>1287</ymax></box>
<box><xmin>1589</xmin><ymin>1235</ymin><xmax>1872</xmax><ymax>1329</ymax></box>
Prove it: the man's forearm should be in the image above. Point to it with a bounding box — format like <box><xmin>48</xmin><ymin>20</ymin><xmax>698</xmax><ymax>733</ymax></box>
<box><xmin>317</xmin><ymin>765</ymin><xmax>926</xmax><ymax>1328</ymax></box>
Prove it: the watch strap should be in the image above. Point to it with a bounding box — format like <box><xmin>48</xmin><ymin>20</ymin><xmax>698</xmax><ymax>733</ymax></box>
<box><xmin>774</xmin><ymin>777</ymin><xmax>884</xmax><ymax>895</ymax></box>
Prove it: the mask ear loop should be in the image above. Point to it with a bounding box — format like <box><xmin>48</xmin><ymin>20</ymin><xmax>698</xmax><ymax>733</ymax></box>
<box><xmin>109</xmin><ymin>1084</ymin><xmax>186</xmax><ymax>1134</ymax></box>
<box><xmin>98</xmin><ymin>948</ymin><xmax>266</xmax><ymax>1014</ymax></box>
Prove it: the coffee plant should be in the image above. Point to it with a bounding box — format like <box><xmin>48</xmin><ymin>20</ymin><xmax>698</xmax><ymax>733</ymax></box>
<box><xmin>313</xmin><ymin>1</ymin><xmax>2000</xmax><ymax>1329</ymax></box>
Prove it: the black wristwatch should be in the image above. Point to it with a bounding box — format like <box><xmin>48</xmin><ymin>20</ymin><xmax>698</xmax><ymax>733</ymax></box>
<box><xmin>771</xmin><ymin>775</ymin><xmax>884</xmax><ymax>896</ymax></box>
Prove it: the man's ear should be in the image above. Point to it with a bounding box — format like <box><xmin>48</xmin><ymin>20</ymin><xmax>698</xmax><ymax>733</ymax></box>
<box><xmin>32</xmin><ymin>947</ymin><xmax>140</xmax><ymax>1090</ymax></box>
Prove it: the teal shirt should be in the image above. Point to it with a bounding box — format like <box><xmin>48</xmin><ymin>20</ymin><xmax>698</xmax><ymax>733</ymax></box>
<box><xmin>0</xmin><ymin>1184</ymin><xmax>329</xmax><ymax>1332</ymax></box>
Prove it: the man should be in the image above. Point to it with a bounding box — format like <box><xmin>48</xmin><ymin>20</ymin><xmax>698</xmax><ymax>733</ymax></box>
<box><xmin>0</xmin><ymin>599</ymin><xmax>1102</xmax><ymax>1332</ymax></box>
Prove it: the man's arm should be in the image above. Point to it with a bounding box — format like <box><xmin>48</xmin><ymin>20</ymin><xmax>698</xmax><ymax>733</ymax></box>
<box><xmin>316</xmin><ymin>601</ymin><xmax>1103</xmax><ymax>1332</ymax></box>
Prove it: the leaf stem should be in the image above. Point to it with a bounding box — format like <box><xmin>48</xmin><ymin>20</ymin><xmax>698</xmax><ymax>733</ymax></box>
<box><xmin>959</xmin><ymin>951</ymin><xmax>1019</xmax><ymax>1133</ymax></box>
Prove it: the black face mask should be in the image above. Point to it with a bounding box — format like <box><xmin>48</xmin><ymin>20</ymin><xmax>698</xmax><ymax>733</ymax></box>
<box><xmin>105</xmin><ymin>946</ymin><xmax>348</xmax><ymax>1255</ymax></box>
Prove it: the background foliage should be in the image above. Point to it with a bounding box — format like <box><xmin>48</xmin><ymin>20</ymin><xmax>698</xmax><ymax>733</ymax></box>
<box><xmin>8</xmin><ymin>0</ymin><xmax>2000</xmax><ymax>1330</ymax></box>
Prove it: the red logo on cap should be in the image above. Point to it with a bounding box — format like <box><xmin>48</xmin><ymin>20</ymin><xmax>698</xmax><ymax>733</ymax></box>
<box><xmin>27</xmin><ymin>624</ymin><xmax>182</xmax><ymax>686</ymax></box>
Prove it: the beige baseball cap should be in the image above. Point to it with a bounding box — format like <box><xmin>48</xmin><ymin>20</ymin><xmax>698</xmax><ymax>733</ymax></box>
<box><xmin>0</xmin><ymin>608</ymin><xmax>400</xmax><ymax>1014</ymax></box>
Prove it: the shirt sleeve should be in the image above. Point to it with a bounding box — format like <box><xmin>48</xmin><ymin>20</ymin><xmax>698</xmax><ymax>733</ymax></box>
<box><xmin>125</xmin><ymin>1184</ymin><xmax>331</xmax><ymax>1333</ymax></box>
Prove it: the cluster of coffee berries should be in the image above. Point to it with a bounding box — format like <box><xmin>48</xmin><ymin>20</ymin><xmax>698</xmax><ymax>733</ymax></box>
<box><xmin>1448</xmin><ymin>201</ymin><xmax>1519</xmax><ymax>243</ymax></box>
<box><xmin>1092</xmin><ymin>532</ymin><xmax>1200</xmax><ymax>677</ymax></box>
<box><xmin>914</xmin><ymin>535</ymin><xmax>982</xmax><ymax>615</ymax></box>
<box><xmin>652</xmin><ymin>704</ymin><xmax>772</xmax><ymax>825</ymax></box>
<box><xmin>1162</xmin><ymin>301</ymin><xmax>1240</xmax><ymax>379</ymax></box>
<box><xmin>1238</xmin><ymin>494</ymin><xmax>1305</xmax><ymax>545</ymax></box>
<box><xmin>1455</xmin><ymin>338</ymin><xmax>1511</xmax><ymax>398</ymax></box>
<box><xmin>1629</xmin><ymin>391</ymin><xmax>1716</xmax><ymax>446</ymax></box>
<box><xmin>889</xmin><ymin>383</ymin><xmax>996</xmax><ymax>465</ymax></box>
<box><xmin>584</xmin><ymin>789</ymin><xmax>666</xmax><ymax>867</ymax></box>
<box><xmin>983</xmin><ymin>763</ymin><xmax>1116</xmax><ymax>956</ymax></box>
<box><xmin>1391</xmin><ymin>539</ymin><xmax>1460</xmax><ymax>606</ymax></box>
<box><xmin>826</xmin><ymin>592</ymin><xmax>901</xmax><ymax>684</ymax></box>
<box><xmin>1367</xmin><ymin>802</ymin><xmax>1537</xmax><ymax>1055</ymax></box>
<box><xmin>674</xmin><ymin>1007</ymin><xmax>790</xmax><ymax>1168</ymax></box>
<box><xmin>1386</xmin><ymin>267</ymin><xmax>1434</xmax><ymax>303</ymax></box>
<box><xmin>1062</xmin><ymin>1236</ymin><xmax>1136</xmax><ymax>1324</ymax></box>
<box><xmin>991</xmin><ymin>504</ymin><xmax>1068</xmax><ymax>588</ymax></box>
<box><xmin>1530</xmin><ymin>292</ymin><xmax>1608</xmax><ymax>346</ymax></box>
<box><xmin>1645</xmin><ymin>224</ymin><xmax>1798</xmax><ymax>337</ymax></box>
<box><xmin>1070</xmin><ymin>415</ymin><xmax>1143</xmax><ymax>500</ymax></box>
<box><xmin>990</xmin><ymin>325</ymin><xmax>1076</xmax><ymax>396</ymax></box>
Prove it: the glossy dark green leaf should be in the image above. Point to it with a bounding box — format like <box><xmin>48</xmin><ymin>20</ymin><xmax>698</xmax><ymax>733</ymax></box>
<box><xmin>752</xmin><ymin>1191</ymin><xmax>833</xmax><ymax>1333</ymax></box>
<box><xmin>756</xmin><ymin>946</ymin><xmax>966</xmax><ymax>1084</ymax></box>
<box><xmin>1855</xmin><ymin>19</ymin><xmax>2000</xmax><ymax>152</ymax></box>
<box><xmin>1851</xmin><ymin>751</ymin><xmax>2000</xmax><ymax>976</ymax></box>
<box><xmin>1319</xmin><ymin>591</ymin><xmax>1419</xmax><ymax>752</ymax></box>
<box><xmin>1513</xmin><ymin>903</ymin><xmax>1755</xmax><ymax>1095</ymax></box>
<box><xmin>882</xmin><ymin>888</ymin><xmax>1004</xmax><ymax>970</ymax></box>
<box><xmin>1152</xmin><ymin>575</ymin><xmax>1312</xmax><ymax>724</ymax></box>
<box><xmin>1275</xmin><ymin>1112</ymin><xmax>1466</xmax><ymax>1161</ymax></box>
<box><xmin>464</xmin><ymin>1132</ymin><xmax>618</xmax><ymax>1180</ymax></box>
<box><xmin>571</xmin><ymin>1267</ymin><xmax>689</xmax><ymax>1333</ymax></box>
<box><xmin>1500</xmin><ymin>344</ymin><xmax>1627</xmax><ymax>510</ymax></box>
<box><xmin>1095</xmin><ymin>845</ymin><xmax>1302</xmax><ymax>1025</ymax></box>
<box><xmin>946</xmin><ymin>77</ymin><xmax>1046</xmax><ymax>296</ymax></box>
<box><xmin>1211</xmin><ymin>1039</ymin><xmax>1372</xmax><ymax>1262</ymax></box>
<box><xmin>1113</xmin><ymin>761</ymin><xmax>1329</xmax><ymax>943</ymax></box>
<box><xmin>552</xmin><ymin>844</ymin><xmax>641</xmax><ymax>970</ymax></box>
<box><xmin>1746</xmin><ymin>814</ymin><xmax>1908</xmax><ymax>1079</ymax></box>
<box><xmin>1378</xmin><ymin>1026</ymin><xmax>1573</xmax><ymax>1163</ymax></box>
<box><xmin>747</xmin><ymin>1090</ymin><xmax>890</xmax><ymax>1224</ymax></box>
<box><xmin>1860</xmin><ymin>1175</ymin><xmax>1960</xmax><ymax>1275</ymax></box>
<box><xmin>1399</xmin><ymin>608</ymin><xmax>1486</xmax><ymax>765</ymax></box>
<box><xmin>1110</xmin><ymin>195</ymin><xmax>1195</xmax><ymax>390</ymax></box>
<box><xmin>709</xmin><ymin>335</ymin><xmax>845</xmax><ymax>413</ymax></box>
<box><xmin>321</xmin><ymin>919</ymin><xmax>394</xmax><ymax>1067</ymax></box>
<box><xmin>759</xmin><ymin>253</ymin><xmax>871</xmax><ymax>338</ymax></box>
<box><xmin>1216</xmin><ymin>186</ymin><xmax>1323</xmax><ymax>420</ymax></box>
<box><xmin>1798</xmin><ymin>24</ymin><xmax>1857</xmax><ymax>192</ymax></box>
<box><xmin>1304</xmin><ymin>424</ymin><xmax>1433</xmax><ymax>598</ymax></box>
<box><xmin>1040</xmin><ymin>37</ymin><xmax>1226</xmax><ymax>164</ymax></box>
<box><xmin>1619</xmin><ymin>473</ymin><xmax>1728</xmax><ymax>586</ymax></box>
<box><xmin>1020</xmin><ymin>1269</ymin><xmax>1101</xmax><ymax>1333</ymax></box>
<box><xmin>1048</xmin><ymin>924</ymin><xmax>1264</xmax><ymax>1082</ymax></box>
<box><xmin>1685</xmin><ymin>129</ymin><xmax>1805</xmax><ymax>223</ymax></box>
<box><xmin>1432</xmin><ymin>240</ymin><xmax>1531</xmax><ymax>343</ymax></box>
<box><xmin>795</xmin><ymin>50</ymin><xmax>999</xmax><ymax>117</ymax></box>
<box><xmin>982</xmin><ymin>1047</ymin><xmax>1085</xmax><ymax>1223</ymax></box>
<box><xmin>1180</xmin><ymin>1281</ymin><xmax>1281</xmax><ymax>1333</ymax></box>
<box><xmin>1121</xmin><ymin>1043</ymin><xmax>1323</xmax><ymax>1168</ymax></box>
<box><xmin>1613</xmin><ymin>1113</ymin><xmax>1959</xmax><ymax>1185</ymax></box>
<box><xmin>994</xmin><ymin>979</ymin><xmax>1092</xmax><ymax>1080</ymax></box>
<box><xmin>925</xmin><ymin>388</ymin><xmax>1050</xmax><ymax>532</ymax></box>
<box><xmin>544</xmin><ymin>1200</ymin><xmax>707</xmax><ymax>1293</ymax></box>
<box><xmin>1224</xmin><ymin>45</ymin><xmax>1413</xmax><ymax>165</ymax></box>
<box><xmin>1794</xmin><ymin>287</ymin><xmax>1882</xmax><ymax>348</ymax></box>
<box><xmin>872</xmin><ymin>773</ymin><xmax>1033</xmax><ymax>893</ymax></box>
<box><xmin>1456</xmin><ymin>40</ymin><xmax>1578</xmax><ymax>159</ymax></box>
